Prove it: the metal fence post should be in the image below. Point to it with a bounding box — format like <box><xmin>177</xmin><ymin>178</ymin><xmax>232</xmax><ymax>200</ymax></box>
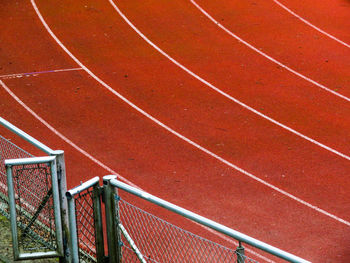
<box><xmin>52</xmin><ymin>150</ymin><xmax>71</xmax><ymax>263</ymax></box>
<box><xmin>103</xmin><ymin>175</ymin><xmax>121</xmax><ymax>263</ymax></box>
<box><xmin>66</xmin><ymin>194</ymin><xmax>79</xmax><ymax>263</ymax></box>
<box><xmin>92</xmin><ymin>184</ymin><xmax>105</xmax><ymax>263</ymax></box>
<box><xmin>236</xmin><ymin>241</ymin><xmax>245</xmax><ymax>263</ymax></box>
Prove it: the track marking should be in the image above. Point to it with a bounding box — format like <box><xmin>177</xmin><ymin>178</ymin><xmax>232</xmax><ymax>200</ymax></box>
<box><xmin>1</xmin><ymin>80</ymin><xmax>274</xmax><ymax>262</ymax></box>
<box><xmin>190</xmin><ymin>0</ymin><xmax>350</xmax><ymax>102</ymax></box>
<box><xmin>273</xmin><ymin>0</ymin><xmax>350</xmax><ymax>49</ymax></box>
<box><xmin>30</xmin><ymin>0</ymin><xmax>350</xmax><ymax>227</ymax></box>
<box><xmin>108</xmin><ymin>0</ymin><xmax>350</xmax><ymax>161</ymax></box>
<box><xmin>0</xmin><ymin>79</ymin><xmax>137</xmax><ymax>188</ymax></box>
<box><xmin>0</xmin><ymin>68</ymin><xmax>83</xmax><ymax>80</ymax></box>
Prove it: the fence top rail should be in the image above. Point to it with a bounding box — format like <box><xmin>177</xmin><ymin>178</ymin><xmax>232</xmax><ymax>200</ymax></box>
<box><xmin>0</xmin><ymin>116</ymin><xmax>55</xmax><ymax>155</ymax></box>
<box><xmin>66</xmin><ymin>176</ymin><xmax>100</xmax><ymax>198</ymax></box>
<box><xmin>5</xmin><ymin>156</ymin><xmax>56</xmax><ymax>166</ymax></box>
<box><xmin>107</xmin><ymin>177</ymin><xmax>310</xmax><ymax>263</ymax></box>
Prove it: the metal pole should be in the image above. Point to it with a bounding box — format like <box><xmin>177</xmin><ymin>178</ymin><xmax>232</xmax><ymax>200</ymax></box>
<box><xmin>50</xmin><ymin>157</ymin><xmax>64</xmax><ymax>257</ymax></box>
<box><xmin>236</xmin><ymin>241</ymin><xmax>245</xmax><ymax>263</ymax></box>
<box><xmin>66</xmin><ymin>194</ymin><xmax>79</xmax><ymax>263</ymax></box>
<box><xmin>92</xmin><ymin>184</ymin><xmax>105</xmax><ymax>263</ymax></box>
<box><xmin>5</xmin><ymin>164</ymin><xmax>20</xmax><ymax>260</ymax></box>
<box><xmin>51</xmin><ymin>150</ymin><xmax>71</xmax><ymax>263</ymax></box>
<box><xmin>103</xmin><ymin>175</ymin><xmax>121</xmax><ymax>263</ymax></box>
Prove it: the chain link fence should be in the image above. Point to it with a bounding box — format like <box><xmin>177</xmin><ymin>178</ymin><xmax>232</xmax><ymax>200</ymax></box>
<box><xmin>1</xmin><ymin>117</ymin><xmax>309</xmax><ymax>263</ymax></box>
<box><xmin>117</xmin><ymin>199</ymin><xmax>259</xmax><ymax>263</ymax></box>
<box><xmin>66</xmin><ymin>177</ymin><xmax>104</xmax><ymax>263</ymax></box>
<box><xmin>106</xmin><ymin>178</ymin><xmax>310</xmax><ymax>263</ymax></box>
<box><xmin>74</xmin><ymin>189</ymin><xmax>98</xmax><ymax>262</ymax></box>
<box><xmin>0</xmin><ymin>134</ymin><xmax>33</xmax><ymax>218</ymax></box>
<box><xmin>9</xmin><ymin>162</ymin><xmax>57</xmax><ymax>254</ymax></box>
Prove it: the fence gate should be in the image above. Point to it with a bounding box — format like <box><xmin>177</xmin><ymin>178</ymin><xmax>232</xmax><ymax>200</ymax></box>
<box><xmin>5</xmin><ymin>156</ymin><xmax>63</xmax><ymax>260</ymax></box>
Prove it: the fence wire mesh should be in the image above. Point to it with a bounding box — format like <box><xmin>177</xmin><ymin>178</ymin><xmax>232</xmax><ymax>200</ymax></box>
<box><xmin>74</xmin><ymin>188</ymin><xmax>98</xmax><ymax>263</ymax></box>
<box><xmin>117</xmin><ymin>199</ymin><xmax>259</xmax><ymax>263</ymax></box>
<box><xmin>0</xmin><ymin>134</ymin><xmax>33</xmax><ymax>217</ymax></box>
<box><xmin>10</xmin><ymin>162</ymin><xmax>57</xmax><ymax>253</ymax></box>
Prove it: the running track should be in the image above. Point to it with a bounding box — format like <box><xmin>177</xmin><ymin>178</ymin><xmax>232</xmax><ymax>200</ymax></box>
<box><xmin>0</xmin><ymin>0</ymin><xmax>349</xmax><ymax>261</ymax></box>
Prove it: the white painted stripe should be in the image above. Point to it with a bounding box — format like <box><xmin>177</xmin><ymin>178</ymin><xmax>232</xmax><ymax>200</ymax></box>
<box><xmin>190</xmin><ymin>0</ymin><xmax>350</xmax><ymax>102</ymax></box>
<box><xmin>0</xmin><ymin>68</ymin><xmax>83</xmax><ymax>79</ymax></box>
<box><xmin>0</xmin><ymin>79</ymin><xmax>138</xmax><ymax>188</ymax></box>
<box><xmin>273</xmin><ymin>0</ymin><xmax>350</xmax><ymax>49</ymax></box>
<box><xmin>0</xmin><ymin>81</ymin><xmax>273</xmax><ymax>263</ymax></box>
<box><xmin>108</xmin><ymin>0</ymin><xmax>350</xmax><ymax>161</ymax></box>
<box><xmin>30</xmin><ymin>0</ymin><xmax>350</xmax><ymax>226</ymax></box>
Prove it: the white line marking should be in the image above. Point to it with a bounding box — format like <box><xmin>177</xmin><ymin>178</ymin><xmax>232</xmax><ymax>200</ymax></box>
<box><xmin>30</xmin><ymin>0</ymin><xmax>350</xmax><ymax>227</ymax></box>
<box><xmin>0</xmin><ymin>68</ymin><xmax>83</xmax><ymax>79</ymax></box>
<box><xmin>108</xmin><ymin>0</ymin><xmax>350</xmax><ymax>161</ymax></box>
<box><xmin>273</xmin><ymin>0</ymin><xmax>350</xmax><ymax>49</ymax></box>
<box><xmin>0</xmin><ymin>83</ymin><xmax>274</xmax><ymax>263</ymax></box>
<box><xmin>190</xmin><ymin>0</ymin><xmax>350</xmax><ymax>102</ymax></box>
<box><xmin>1</xmin><ymin>79</ymin><xmax>275</xmax><ymax>263</ymax></box>
<box><xmin>0</xmin><ymin>79</ymin><xmax>138</xmax><ymax>188</ymax></box>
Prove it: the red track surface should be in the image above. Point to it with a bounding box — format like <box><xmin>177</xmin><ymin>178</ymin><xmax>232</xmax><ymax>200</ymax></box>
<box><xmin>1</xmin><ymin>0</ymin><xmax>349</xmax><ymax>261</ymax></box>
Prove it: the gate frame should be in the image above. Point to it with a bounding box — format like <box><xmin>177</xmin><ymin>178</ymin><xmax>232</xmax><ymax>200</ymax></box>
<box><xmin>5</xmin><ymin>156</ymin><xmax>63</xmax><ymax>260</ymax></box>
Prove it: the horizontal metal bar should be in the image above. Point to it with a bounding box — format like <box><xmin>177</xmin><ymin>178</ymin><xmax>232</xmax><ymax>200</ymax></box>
<box><xmin>110</xmin><ymin>178</ymin><xmax>310</xmax><ymax>263</ymax></box>
<box><xmin>0</xmin><ymin>116</ymin><xmax>55</xmax><ymax>155</ymax></box>
<box><xmin>5</xmin><ymin>156</ymin><xmax>56</xmax><ymax>166</ymax></box>
<box><xmin>66</xmin><ymin>176</ymin><xmax>100</xmax><ymax>198</ymax></box>
<box><xmin>17</xmin><ymin>251</ymin><xmax>61</xmax><ymax>260</ymax></box>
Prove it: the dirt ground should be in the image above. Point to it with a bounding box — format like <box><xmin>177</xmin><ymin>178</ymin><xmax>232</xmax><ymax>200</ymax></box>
<box><xmin>0</xmin><ymin>216</ymin><xmax>57</xmax><ymax>263</ymax></box>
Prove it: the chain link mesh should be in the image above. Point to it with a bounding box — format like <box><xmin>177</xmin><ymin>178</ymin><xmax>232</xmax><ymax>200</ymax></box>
<box><xmin>11</xmin><ymin>163</ymin><xmax>57</xmax><ymax>253</ymax></box>
<box><xmin>74</xmin><ymin>188</ymin><xmax>98</xmax><ymax>263</ymax></box>
<box><xmin>0</xmin><ymin>134</ymin><xmax>33</xmax><ymax>217</ymax></box>
<box><xmin>118</xmin><ymin>199</ymin><xmax>259</xmax><ymax>263</ymax></box>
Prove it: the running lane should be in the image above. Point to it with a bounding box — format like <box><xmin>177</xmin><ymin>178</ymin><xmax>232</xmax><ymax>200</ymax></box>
<box><xmin>191</xmin><ymin>0</ymin><xmax>350</xmax><ymax>97</ymax></box>
<box><xmin>191</xmin><ymin>0</ymin><xmax>350</xmax><ymax>96</ymax></box>
<box><xmin>2</xmin><ymin>0</ymin><xmax>350</xmax><ymax>261</ymax></box>
<box><xmin>273</xmin><ymin>0</ymin><xmax>350</xmax><ymax>45</ymax></box>
<box><xmin>32</xmin><ymin>0</ymin><xmax>350</xmax><ymax>216</ymax></box>
<box><xmin>105</xmin><ymin>0</ymin><xmax>350</xmax><ymax>156</ymax></box>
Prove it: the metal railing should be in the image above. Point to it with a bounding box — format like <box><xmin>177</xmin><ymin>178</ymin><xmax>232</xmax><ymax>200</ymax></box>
<box><xmin>1</xmin><ymin>116</ymin><xmax>311</xmax><ymax>263</ymax></box>
<box><xmin>103</xmin><ymin>176</ymin><xmax>310</xmax><ymax>263</ymax></box>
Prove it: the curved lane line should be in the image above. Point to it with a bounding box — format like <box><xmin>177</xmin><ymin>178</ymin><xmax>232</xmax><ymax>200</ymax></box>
<box><xmin>273</xmin><ymin>0</ymin><xmax>350</xmax><ymax>49</ymax></box>
<box><xmin>0</xmin><ymin>79</ymin><xmax>138</xmax><ymax>188</ymax></box>
<box><xmin>0</xmin><ymin>80</ymin><xmax>275</xmax><ymax>263</ymax></box>
<box><xmin>30</xmin><ymin>0</ymin><xmax>350</xmax><ymax>226</ymax></box>
<box><xmin>190</xmin><ymin>0</ymin><xmax>350</xmax><ymax>102</ymax></box>
<box><xmin>107</xmin><ymin>0</ymin><xmax>350</xmax><ymax>161</ymax></box>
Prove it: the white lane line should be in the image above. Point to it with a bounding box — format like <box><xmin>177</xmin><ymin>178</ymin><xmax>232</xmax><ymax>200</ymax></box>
<box><xmin>190</xmin><ymin>0</ymin><xmax>350</xmax><ymax>102</ymax></box>
<box><xmin>273</xmin><ymin>0</ymin><xmax>350</xmax><ymax>49</ymax></box>
<box><xmin>0</xmin><ymin>68</ymin><xmax>83</xmax><ymax>79</ymax></box>
<box><xmin>108</xmin><ymin>0</ymin><xmax>350</xmax><ymax>161</ymax></box>
<box><xmin>0</xmin><ymin>79</ymin><xmax>138</xmax><ymax>188</ymax></box>
<box><xmin>30</xmin><ymin>0</ymin><xmax>350</xmax><ymax>226</ymax></box>
<box><xmin>1</xmin><ymin>79</ymin><xmax>274</xmax><ymax>263</ymax></box>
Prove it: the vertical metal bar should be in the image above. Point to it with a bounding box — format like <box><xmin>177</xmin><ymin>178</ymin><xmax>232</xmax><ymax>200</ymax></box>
<box><xmin>5</xmin><ymin>164</ymin><xmax>20</xmax><ymax>260</ymax></box>
<box><xmin>236</xmin><ymin>242</ymin><xmax>245</xmax><ymax>263</ymax></box>
<box><xmin>50</xmin><ymin>158</ymin><xmax>64</xmax><ymax>257</ymax></box>
<box><xmin>66</xmin><ymin>193</ymin><xmax>79</xmax><ymax>263</ymax></box>
<box><xmin>51</xmin><ymin>150</ymin><xmax>70</xmax><ymax>263</ymax></box>
<box><xmin>92</xmin><ymin>185</ymin><xmax>105</xmax><ymax>263</ymax></box>
<box><xmin>103</xmin><ymin>175</ymin><xmax>121</xmax><ymax>263</ymax></box>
